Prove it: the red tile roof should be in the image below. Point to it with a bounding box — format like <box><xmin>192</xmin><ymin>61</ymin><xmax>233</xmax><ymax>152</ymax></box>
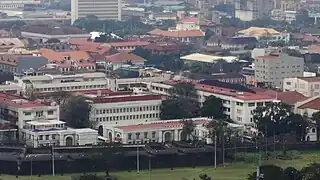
<box><xmin>39</xmin><ymin>48</ymin><xmax>96</xmax><ymax>68</ymax></box>
<box><xmin>0</xmin><ymin>93</ymin><xmax>46</xmax><ymax>108</ymax></box>
<box><xmin>298</xmin><ymin>98</ymin><xmax>320</xmax><ymax>110</ymax></box>
<box><xmin>108</xmin><ymin>41</ymin><xmax>150</xmax><ymax>47</ymax></box>
<box><xmin>90</xmin><ymin>94</ymin><xmax>162</xmax><ymax>104</ymax></box>
<box><xmin>148</xmin><ymin>29</ymin><xmax>204</xmax><ymax>38</ymax></box>
<box><xmin>298</xmin><ymin>76</ymin><xmax>320</xmax><ymax>82</ymax></box>
<box><xmin>256</xmin><ymin>55</ymin><xmax>280</xmax><ymax>59</ymax></box>
<box><xmin>276</xmin><ymin>91</ymin><xmax>307</xmax><ymax>105</ymax></box>
<box><xmin>69</xmin><ymin>39</ymin><xmax>111</xmax><ymax>55</ymax></box>
<box><xmin>116</xmin><ymin>119</ymin><xmax>209</xmax><ymax>131</ymax></box>
<box><xmin>106</xmin><ymin>52</ymin><xmax>145</xmax><ymax>63</ymax></box>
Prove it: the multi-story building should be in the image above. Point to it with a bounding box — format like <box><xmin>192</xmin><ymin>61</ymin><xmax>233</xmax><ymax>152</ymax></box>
<box><xmin>82</xmin><ymin>91</ymin><xmax>162</xmax><ymax>140</ymax></box>
<box><xmin>0</xmin><ymin>92</ymin><xmax>59</xmax><ymax>129</ymax></box>
<box><xmin>235</xmin><ymin>0</ymin><xmax>274</xmax><ymax>21</ymax></box>
<box><xmin>0</xmin><ymin>55</ymin><xmax>48</xmax><ymax>74</ymax></box>
<box><xmin>108</xmin><ymin>118</ymin><xmax>245</xmax><ymax>144</ymax></box>
<box><xmin>21</xmin><ymin>120</ymin><xmax>98</xmax><ymax>147</ymax></box>
<box><xmin>283</xmin><ymin>77</ymin><xmax>320</xmax><ymax>97</ymax></box>
<box><xmin>254</xmin><ymin>53</ymin><xmax>304</xmax><ymax>88</ymax></box>
<box><xmin>145</xmin><ymin>80</ymin><xmax>275</xmax><ymax>124</ymax></box>
<box><xmin>71</xmin><ymin>0</ymin><xmax>121</xmax><ymax>24</ymax></box>
<box><xmin>16</xmin><ymin>72</ymin><xmax>108</xmax><ymax>94</ymax></box>
<box><xmin>0</xmin><ymin>0</ymin><xmax>40</xmax><ymax>9</ymax></box>
<box><xmin>0</xmin><ymin>92</ymin><xmax>98</xmax><ymax>147</ymax></box>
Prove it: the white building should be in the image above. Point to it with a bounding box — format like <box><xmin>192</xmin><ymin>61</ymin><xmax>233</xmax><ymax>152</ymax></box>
<box><xmin>0</xmin><ymin>93</ymin><xmax>60</xmax><ymax>129</ymax></box>
<box><xmin>145</xmin><ymin>81</ymin><xmax>275</xmax><ymax>124</ymax></box>
<box><xmin>83</xmin><ymin>91</ymin><xmax>162</xmax><ymax>140</ymax></box>
<box><xmin>71</xmin><ymin>0</ymin><xmax>121</xmax><ymax>24</ymax></box>
<box><xmin>254</xmin><ymin>53</ymin><xmax>304</xmax><ymax>88</ymax></box>
<box><xmin>283</xmin><ymin>77</ymin><xmax>320</xmax><ymax>97</ymax></box>
<box><xmin>0</xmin><ymin>0</ymin><xmax>40</xmax><ymax>9</ymax></box>
<box><xmin>17</xmin><ymin>72</ymin><xmax>108</xmax><ymax>94</ymax></box>
<box><xmin>21</xmin><ymin>120</ymin><xmax>98</xmax><ymax>147</ymax></box>
<box><xmin>107</xmin><ymin>118</ymin><xmax>245</xmax><ymax>144</ymax></box>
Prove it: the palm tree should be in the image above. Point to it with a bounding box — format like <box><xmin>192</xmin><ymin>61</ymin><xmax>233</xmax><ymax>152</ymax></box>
<box><xmin>206</xmin><ymin>119</ymin><xmax>228</xmax><ymax>166</ymax></box>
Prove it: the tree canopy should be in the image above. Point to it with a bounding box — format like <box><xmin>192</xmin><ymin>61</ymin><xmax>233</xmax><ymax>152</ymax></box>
<box><xmin>201</xmin><ymin>95</ymin><xmax>224</xmax><ymax>119</ymax></box>
<box><xmin>60</xmin><ymin>95</ymin><xmax>91</xmax><ymax>128</ymax></box>
<box><xmin>160</xmin><ymin>82</ymin><xmax>200</xmax><ymax>120</ymax></box>
<box><xmin>252</xmin><ymin>102</ymin><xmax>307</xmax><ymax>141</ymax></box>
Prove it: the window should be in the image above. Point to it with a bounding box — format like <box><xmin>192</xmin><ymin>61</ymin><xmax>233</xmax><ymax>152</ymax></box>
<box><xmin>45</xmin><ymin>135</ymin><xmax>49</xmax><ymax>140</ymax></box>
<box><xmin>23</xmin><ymin>111</ymin><xmax>31</xmax><ymax>116</ymax></box>
<box><xmin>257</xmin><ymin>102</ymin><xmax>263</xmax><ymax>106</ymax></box>
<box><xmin>144</xmin><ymin>132</ymin><xmax>148</xmax><ymax>139</ymax></box>
<box><xmin>236</xmin><ymin>109</ymin><xmax>242</xmax><ymax>114</ymax></box>
<box><xmin>52</xmin><ymin>134</ymin><xmax>56</xmax><ymax>140</ymax></box>
<box><xmin>312</xmin><ymin>128</ymin><xmax>316</xmax><ymax>133</ymax></box>
<box><xmin>128</xmin><ymin>133</ymin><xmax>132</xmax><ymax>140</ymax></box>
<box><xmin>47</xmin><ymin>110</ymin><xmax>54</xmax><ymax>115</ymax></box>
<box><xmin>236</xmin><ymin>102</ymin><xmax>243</xmax><ymax>106</ymax></box>
<box><xmin>136</xmin><ymin>132</ymin><xmax>140</xmax><ymax>139</ymax></box>
<box><xmin>286</xmin><ymin>81</ymin><xmax>291</xmax><ymax>85</ymax></box>
<box><xmin>248</xmin><ymin>103</ymin><xmax>255</xmax><ymax>107</ymax></box>
<box><xmin>39</xmin><ymin>135</ymin><xmax>43</xmax><ymax>140</ymax></box>
<box><xmin>236</xmin><ymin>116</ymin><xmax>242</xmax><ymax>122</ymax></box>
<box><xmin>152</xmin><ymin>131</ymin><xmax>156</xmax><ymax>138</ymax></box>
<box><xmin>36</xmin><ymin>111</ymin><xmax>44</xmax><ymax>117</ymax></box>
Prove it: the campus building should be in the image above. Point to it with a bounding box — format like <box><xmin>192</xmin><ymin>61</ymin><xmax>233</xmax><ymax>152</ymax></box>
<box><xmin>71</xmin><ymin>0</ymin><xmax>121</xmax><ymax>24</ymax></box>
<box><xmin>16</xmin><ymin>72</ymin><xmax>108</xmax><ymax>94</ymax></box>
<box><xmin>145</xmin><ymin>80</ymin><xmax>275</xmax><ymax>125</ymax></box>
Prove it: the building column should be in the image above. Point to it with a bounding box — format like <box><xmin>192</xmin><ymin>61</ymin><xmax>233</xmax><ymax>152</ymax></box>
<box><xmin>174</xmin><ymin>130</ymin><xmax>179</xmax><ymax>141</ymax></box>
<box><xmin>158</xmin><ymin>131</ymin><xmax>163</xmax><ymax>143</ymax></box>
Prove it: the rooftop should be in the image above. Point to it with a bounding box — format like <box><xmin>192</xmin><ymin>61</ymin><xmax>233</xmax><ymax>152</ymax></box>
<box><xmin>276</xmin><ymin>91</ymin><xmax>307</xmax><ymax>105</ymax></box>
<box><xmin>0</xmin><ymin>93</ymin><xmax>46</xmax><ymax>108</ymax></box>
<box><xmin>178</xmin><ymin>17</ymin><xmax>216</xmax><ymax>26</ymax></box>
<box><xmin>23</xmin><ymin>25</ymin><xmax>84</xmax><ymax>35</ymax></box>
<box><xmin>88</xmin><ymin>94</ymin><xmax>162</xmax><ymax>104</ymax></box>
<box><xmin>108</xmin><ymin>41</ymin><xmax>150</xmax><ymax>47</ymax></box>
<box><xmin>106</xmin><ymin>52</ymin><xmax>146</xmax><ymax>63</ymax></box>
<box><xmin>148</xmin><ymin>29</ymin><xmax>204</xmax><ymax>38</ymax></box>
<box><xmin>116</xmin><ymin>119</ymin><xmax>209</xmax><ymax>131</ymax></box>
<box><xmin>181</xmin><ymin>53</ymin><xmax>237</xmax><ymax>63</ymax></box>
<box><xmin>27</xmin><ymin>120</ymin><xmax>65</xmax><ymax>126</ymax></box>
<box><xmin>237</xmin><ymin>27</ymin><xmax>280</xmax><ymax>37</ymax></box>
<box><xmin>298</xmin><ymin>76</ymin><xmax>320</xmax><ymax>82</ymax></box>
<box><xmin>298</xmin><ymin>97</ymin><xmax>320</xmax><ymax>110</ymax></box>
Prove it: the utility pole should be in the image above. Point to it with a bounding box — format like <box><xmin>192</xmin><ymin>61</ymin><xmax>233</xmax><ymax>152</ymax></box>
<box><xmin>30</xmin><ymin>158</ymin><xmax>33</xmax><ymax>180</ymax></box>
<box><xmin>52</xmin><ymin>145</ymin><xmax>55</xmax><ymax>176</ymax></box>
<box><xmin>149</xmin><ymin>155</ymin><xmax>151</xmax><ymax>180</ymax></box>
<box><xmin>214</xmin><ymin>135</ymin><xmax>217</xmax><ymax>169</ymax></box>
<box><xmin>137</xmin><ymin>146</ymin><xmax>140</xmax><ymax>173</ymax></box>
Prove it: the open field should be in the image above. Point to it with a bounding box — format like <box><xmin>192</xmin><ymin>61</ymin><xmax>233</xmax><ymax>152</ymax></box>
<box><xmin>2</xmin><ymin>151</ymin><xmax>320</xmax><ymax>180</ymax></box>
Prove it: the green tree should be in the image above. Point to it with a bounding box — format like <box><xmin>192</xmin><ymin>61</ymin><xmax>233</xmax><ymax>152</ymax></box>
<box><xmin>283</xmin><ymin>167</ymin><xmax>302</xmax><ymax>180</ymax></box>
<box><xmin>311</xmin><ymin>111</ymin><xmax>320</xmax><ymax>141</ymax></box>
<box><xmin>300</xmin><ymin>163</ymin><xmax>320</xmax><ymax>180</ymax></box>
<box><xmin>247</xmin><ymin>165</ymin><xmax>285</xmax><ymax>180</ymax></box>
<box><xmin>60</xmin><ymin>95</ymin><xmax>91</xmax><ymax>128</ymax></box>
<box><xmin>181</xmin><ymin>119</ymin><xmax>196</xmax><ymax>141</ymax></box>
<box><xmin>199</xmin><ymin>173</ymin><xmax>211</xmax><ymax>180</ymax></box>
<box><xmin>201</xmin><ymin>95</ymin><xmax>224</xmax><ymax>119</ymax></box>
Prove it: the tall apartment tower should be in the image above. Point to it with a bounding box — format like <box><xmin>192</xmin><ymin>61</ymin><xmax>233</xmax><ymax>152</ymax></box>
<box><xmin>71</xmin><ymin>0</ymin><xmax>122</xmax><ymax>24</ymax></box>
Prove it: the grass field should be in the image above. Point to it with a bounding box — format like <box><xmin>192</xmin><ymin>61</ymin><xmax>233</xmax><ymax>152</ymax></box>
<box><xmin>2</xmin><ymin>151</ymin><xmax>320</xmax><ymax>180</ymax></box>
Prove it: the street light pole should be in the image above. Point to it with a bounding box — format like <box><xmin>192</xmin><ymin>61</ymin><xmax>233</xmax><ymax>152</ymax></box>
<box><xmin>136</xmin><ymin>146</ymin><xmax>140</xmax><ymax>174</ymax></box>
<box><xmin>149</xmin><ymin>155</ymin><xmax>151</xmax><ymax>180</ymax></box>
<box><xmin>214</xmin><ymin>134</ymin><xmax>217</xmax><ymax>169</ymax></box>
<box><xmin>52</xmin><ymin>145</ymin><xmax>55</xmax><ymax>176</ymax></box>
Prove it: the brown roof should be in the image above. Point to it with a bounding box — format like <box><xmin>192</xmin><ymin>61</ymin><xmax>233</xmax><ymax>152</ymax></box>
<box><xmin>298</xmin><ymin>98</ymin><xmax>320</xmax><ymax>110</ymax></box>
<box><xmin>108</xmin><ymin>41</ymin><xmax>150</xmax><ymax>47</ymax></box>
<box><xmin>69</xmin><ymin>39</ymin><xmax>111</xmax><ymax>54</ymax></box>
<box><xmin>148</xmin><ymin>29</ymin><xmax>204</xmax><ymax>38</ymax></box>
<box><xmin>277</xmin><ymin>91</ymin><xmax>308</xmax><ymax>105</ymax></box>
<box><xmin>106</xmin><ymin>52</ymin><xmax>145</xmax><ymax>63</ymax></box>
<box><xmin>298</xmin><ymin>77</ymin><xmax>320</xmax><ymax>82</ymax></box>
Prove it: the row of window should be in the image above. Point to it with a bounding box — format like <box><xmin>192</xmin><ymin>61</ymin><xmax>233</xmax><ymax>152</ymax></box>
<box><xmin>128</xmin><ymin>131</ymin><xmax>157</xmax><ymax>140</ymax></box>
<box><xmin>34</xmin><ymin>84</ymin><xmax>106</xmax><ymax>92</ymax></box>
<box><xmin>95</xmin><ymin>105</ymin><xmax>160</xmax><ymax>114</ymax></box>
<box><xmin>23</xmin><ymin>110</ymin><xmax>53</xmax><ymax>116</ymax></box>
<box><xmin>95</xmin><ymin>113</ymin><xmax>160</xmax><ymax>122</ymax></box>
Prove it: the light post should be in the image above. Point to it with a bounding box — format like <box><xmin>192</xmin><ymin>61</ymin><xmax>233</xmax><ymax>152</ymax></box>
<box><xmin>30</xmin><ymin>156</ymin><xmax>33</xmax><ymax>180</ymax></box>
<box><xmin>51</xmin><ymin>145</ymin><xmax>55</xmax><ymax>176</ymax></box>
<box><xmin>148</xmin><ymin>155</ymin><xmax>152</xmax><ymax>180</ymax></box>
<box><xmin>136</xmin><ymin>146</ymin><xmax>140</xmax><ymax>174</ymax></box>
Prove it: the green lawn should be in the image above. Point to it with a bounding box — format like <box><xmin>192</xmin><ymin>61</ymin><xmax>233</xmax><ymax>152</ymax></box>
<box><xmin>2</xmin><ymin>152</ymin><xmax>320</xmax><ymax>180</ymax></box>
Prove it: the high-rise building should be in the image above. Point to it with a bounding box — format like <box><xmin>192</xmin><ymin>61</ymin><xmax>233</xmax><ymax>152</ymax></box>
<box><xmin>71</xmin><ymin>0</ymin><xmax>121</xmax><ymax>24</ymax></box>
<box><xmin>235</xmin><ymin>0</ymin><xmax>274</xmax><ymax>21</ymax></box>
